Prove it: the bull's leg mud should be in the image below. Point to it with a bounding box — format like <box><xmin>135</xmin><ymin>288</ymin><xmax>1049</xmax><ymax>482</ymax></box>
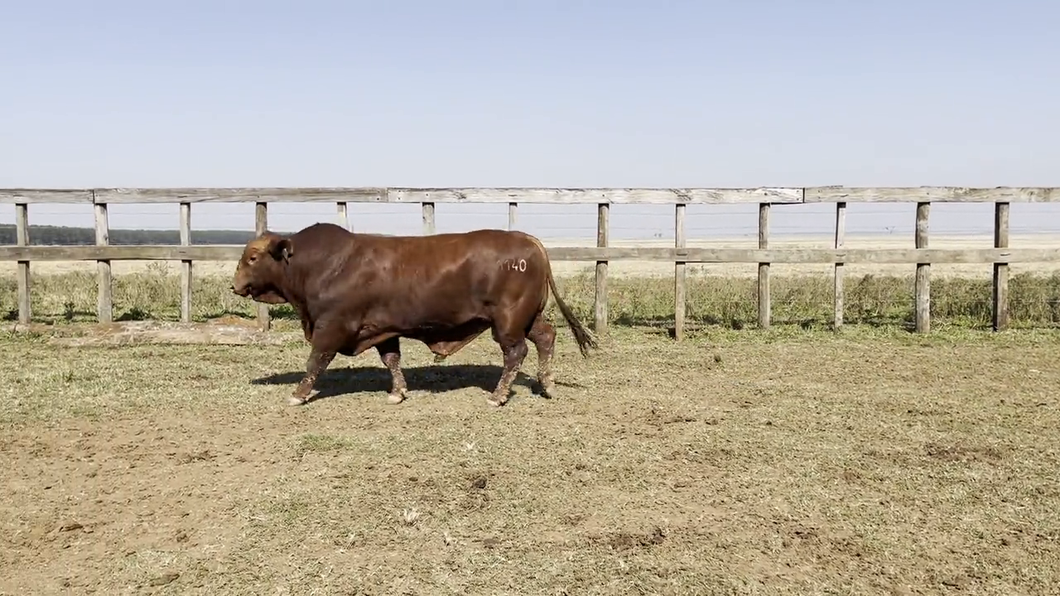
<box><xmin>489</xmin><ymin>337</ymin><xmax>528</xmax><ymax>407</ymax></box>
<box><xmin>527</xmin><ymin>314</ymin><xmax>557</xmax><ymax>398</ymax></box>
<box><xmin>289</xmin><ymin>347</ymin><xmax>336</xmax><ymax>406</ymax></box>
<box><xmin>375</xmin><ymin>337</ymin><xmax>408</xmax><ymax>404</ymax></box>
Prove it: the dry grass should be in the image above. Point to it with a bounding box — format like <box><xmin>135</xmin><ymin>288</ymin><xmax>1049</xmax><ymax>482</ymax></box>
<box><xmin>1</xmin><ymin>258</ymin><xmax>1060</xmax><ymax>593</ymax></box>
<box><xmin>3</xmin><ymin>265</ymin><xmax>1060</xmax><ymax>332</ymax></box>
<box><xmin>1</xmin><ymin>323</ymin><xmax>1059</xmax><ymax>594</ymax></box>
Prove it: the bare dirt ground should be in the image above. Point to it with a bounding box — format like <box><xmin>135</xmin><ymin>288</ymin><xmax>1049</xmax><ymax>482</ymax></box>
<box><xmin>4</xmin><ymin>233</ymin><xmax>1059</xmax><ymax>280</ymax></box>
<box><xmin>1</xmin><ymin>324</ymin><xmax>1059</xmax><ymax>595</ymax></box>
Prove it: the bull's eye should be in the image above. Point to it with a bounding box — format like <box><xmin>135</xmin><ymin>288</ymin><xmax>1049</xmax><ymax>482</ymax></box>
<box><xmin>248</xmin><ymin>255</ymin><xmax>258</xmax><ymax>264</ymax></box>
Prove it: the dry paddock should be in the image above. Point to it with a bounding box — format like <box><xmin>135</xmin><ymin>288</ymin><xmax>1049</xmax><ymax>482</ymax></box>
<box><xmin>0</xmin><ymin>322</ymin><xmax>1059</xmax><ymax>595</ymax></box>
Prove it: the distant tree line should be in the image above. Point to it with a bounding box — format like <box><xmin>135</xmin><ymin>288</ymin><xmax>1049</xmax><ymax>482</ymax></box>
<box><xmin>0</xmin><ymin>224</ymin><xmax>256</xmax><ymax>246</ymax></box>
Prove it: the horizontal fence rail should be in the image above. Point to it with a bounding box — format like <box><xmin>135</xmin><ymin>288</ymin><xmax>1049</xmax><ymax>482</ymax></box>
<box><xmin>3</xmin><ymin>186</ymin><xmax>1059</xmax><ymax>338</ymax></box>
<box><xmin>0</xmin><ymin>246</ymin><xmax>1055</xmax><ymax>264</ymax></box>
<box><xmin>3</xmin><ymin>186</ymin><xmax>1060</xmax><ymax>204</ymax></box>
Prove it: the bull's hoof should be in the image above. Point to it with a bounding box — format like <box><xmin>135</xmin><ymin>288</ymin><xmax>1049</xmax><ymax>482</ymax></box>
<box><xmin>433</xmin><ymin>353</ymin><xmax>447</xmax><ymax>363</ymax></box>
<box><xmin>288</xmin><ymin>389</ymin><xmax>319</xmax><ymax>406</ymax></box>
<box><xmin>386</xmin><ymin>391</ymin><xmax>406</xmax><ymax>405</ymax></box>
<box><xmin>538</xmin><ymin>379</ymin><xmax>556</xmax><ymax>399</ymax></box>
<box><xmin>486</xmin><ymin>395</ymin><xmax>507</xmax><ymax>407</ymax></box>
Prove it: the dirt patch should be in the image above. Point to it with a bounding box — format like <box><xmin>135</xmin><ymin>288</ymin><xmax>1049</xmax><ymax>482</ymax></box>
<box><xmin>924</xmin><ymin>442</ymin><xmax>1006</xmax><ymax>462</ymax></box>
<box><xmin>1</xmin><ymin>327</ymin><xmax>1059</xmax><ymax>594</ymax></box>
<box><xmin>596</xmin><ymin>526</ymin><xmax>667</xmax><ymax>551</ymax></box>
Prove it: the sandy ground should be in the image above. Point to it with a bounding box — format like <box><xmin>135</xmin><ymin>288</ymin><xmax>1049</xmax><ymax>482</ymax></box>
<box><xmin>1</xmin><ymin>326</ymin><xmax>1058</xmax><ymax>594</ymax></box>
<box><xmin>2</xmin><ymin>233</ymin><xmax>1059</xmax><ymax>280</ymax></box>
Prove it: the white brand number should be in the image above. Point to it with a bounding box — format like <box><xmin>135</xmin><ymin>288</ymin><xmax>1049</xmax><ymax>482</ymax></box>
<box><xmin>504</xmin><ymin>259</ymin><xmax>527</xmax><ymax>272</ymax></box>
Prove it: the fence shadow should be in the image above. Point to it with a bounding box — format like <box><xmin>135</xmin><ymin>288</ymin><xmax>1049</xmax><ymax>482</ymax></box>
<box><xmin>251</xmin><ymin>364</ymin><xmax>557</xmax><ymax>402</ymax></box>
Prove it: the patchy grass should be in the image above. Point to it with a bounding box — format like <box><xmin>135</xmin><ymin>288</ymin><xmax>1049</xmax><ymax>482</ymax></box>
<box><xmin>4</xmin><ymin>267</ymin><xmax>1060</xmax><ymax>332</ymax></box>
<box><xmin>0</xmin><ymin>325</ymin><xmax>1059</xmax><ymax>594</ymax></box>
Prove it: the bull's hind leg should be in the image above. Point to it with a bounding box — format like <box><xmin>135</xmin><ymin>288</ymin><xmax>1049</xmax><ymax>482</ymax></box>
<box><xmin>488</xmin><ymin>326</ymin><xmax>529</xmax><ymax>407</ymax></box>
<box><xmin>527</xmin><ymin>313</ymin><xmax>557</xmax><ymax>398</ymax></box>
<box><xmin>376</xmin><ymin>336</ymin><xmax>408</xmax><ymax>404</ymax></box>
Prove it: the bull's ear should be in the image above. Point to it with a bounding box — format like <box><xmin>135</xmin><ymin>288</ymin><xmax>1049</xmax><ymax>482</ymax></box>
<box><xmin>268</xmin><ymin>237</ymin><xmax>293</xmax><ymax>263</ymax></box>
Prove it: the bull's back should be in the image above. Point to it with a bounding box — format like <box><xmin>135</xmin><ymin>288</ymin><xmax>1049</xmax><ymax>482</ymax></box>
<box><xmin>353</xmin><ymin>229</ymin><xmax>549</xmax><ymax>326</ymax></box>
<box><xmin>362</xmin><ymin>229</ymin><xmax>544</xmax><ymax>276</ymax></box>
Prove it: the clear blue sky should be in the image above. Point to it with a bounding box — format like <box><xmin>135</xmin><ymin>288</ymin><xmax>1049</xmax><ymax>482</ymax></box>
<box><xmin>2</xmin><ymin>0</ymin><xmax>1058</xmax><ymax>240</ymax></box>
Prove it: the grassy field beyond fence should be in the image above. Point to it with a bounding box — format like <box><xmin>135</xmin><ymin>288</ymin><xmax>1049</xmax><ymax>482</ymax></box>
<box><xmin>4</xmin><ymin>264</ymin><xmax>1060</xmax><ymax>332</ymax></box>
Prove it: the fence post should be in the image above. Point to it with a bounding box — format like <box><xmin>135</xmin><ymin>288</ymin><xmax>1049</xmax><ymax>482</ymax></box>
<box><xmin>180</xmin><ymin>202</ymin><xmax>192</xmax><ymax>323</ymax></box>
<box><xmin>834</xmin><ymin>201</ymin><xmax>846</xmax><ymax>330</ymax></box>
<box><xmin>422</xmin><ymin>202</ymin><xmax>435</xmax><ymax>235</ymax></box>
<box><xmin>595</xmin><ymin>203</ymin><xmax>609</xmax><ymax>335</ymax></box>
<box><xmin>758</xmin><ymin>203</ymin><xmax>770</xmax><ymax>330</ymax></box>
<box><xmin>255</xmin><ymin>201</ymin><xmax>270</xmax><ymax>331</ymax></box>
<box><xmin>508</xmin><ymin>202</ymin><xmax>518</xmax><ymax>230</ymax></box>
<box><xmin>674</xmin><ymin>203</ymin><xmax>687</xmax><ymax>341</ymax></box>
<box><xmin>337</xmin><ymin>201</ymin><xmax>350</xmax><ymax>231</ymax></box>
<box><xmin>94</xmin><ymin>202</ymin><xmax>113</xmax><ymax>323</ymax></box>
<box><xmin>915</xmin><ymin>202</ymin><xmax>931</xmax><ymax>333</ymax></box>
<box><xmin>993</xmin><ymin>201</ymin><xmax>1010</xmax><ymax>331</ymax></box>
<box><xmin>15</xmin><ymin>203</ymin><xmax>30</xmax><ymax>324</ymax></box>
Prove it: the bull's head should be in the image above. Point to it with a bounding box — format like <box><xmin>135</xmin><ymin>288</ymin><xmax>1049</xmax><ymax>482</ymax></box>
<box><xmin>231</xmin><ymin>232</ymin><xmax>293</xmax><ymax>304</ymax></box>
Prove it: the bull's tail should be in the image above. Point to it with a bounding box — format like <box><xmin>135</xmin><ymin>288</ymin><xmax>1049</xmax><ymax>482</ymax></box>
<box><xmin>547</xmin><ymin>267</ymin><xmax>598</xmax><ymax>357</ymax></box>
<box><xmin>529</xmin><ymin>234</ymin><xmax>598</xmax><ymax>358</ymax></box>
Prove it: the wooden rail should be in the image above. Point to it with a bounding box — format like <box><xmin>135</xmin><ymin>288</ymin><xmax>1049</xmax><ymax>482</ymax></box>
<box><xmin>3</xmin><ymin>186</ymin><xmax>1059</xmax><ymax>338</ymax></box>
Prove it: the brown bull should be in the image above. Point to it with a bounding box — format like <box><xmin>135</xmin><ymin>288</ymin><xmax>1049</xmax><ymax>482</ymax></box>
<box><xmin>231</xmin><ymin>222</ymin><xmax>597</xmax><ymax>407</ymax></box>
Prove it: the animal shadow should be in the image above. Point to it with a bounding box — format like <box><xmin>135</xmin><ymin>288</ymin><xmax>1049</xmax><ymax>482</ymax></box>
<box><xmin>251</xmin><ymin>364</ymin><xmax>545</xmax><ymax>402</ymax></box>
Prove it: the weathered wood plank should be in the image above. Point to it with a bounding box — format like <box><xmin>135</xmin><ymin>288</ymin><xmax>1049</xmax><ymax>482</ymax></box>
<box><xmin>6</xmin><ymin>186</ymin><xmax>1060</xmax><ymax>204</ymax></box>
<box><xmin>834</xmin><ymin>202</ymin><xmax>847</xmax><ymax>331</ymax></box>
<box><xmin>0</xmin><ymin>246</ymin><xmax>245</xmax><ymax>260</ymax></box>
<box><xmin>95</xmin><ymin>204</ymin><xmax>113</xmax><ymax>323</ymax></box>
<box><xmin>758</xmin><ymin>203</ymin><xmax>771</xmax><ymax>330</ymax></box>
<box><xmin>915</xmin><ymin>202</ymin><xmax>931</xmax><ymax>333</ymax></box>
<box><xmin>15</xmin><ymin>204</ymin><xmax>30</xmax><ymax>324</ymax></box>
<box><xmin>337</xmin><ymin>202</ymin><xmax>350</xmax><ymax>231</ymax></box>
<box><xmin>541</xmin><ymin>247</ymin><xmax>1060</xmax><ymax>264</ymax></box>
<box><xmin>180</xmin><ymin>202</ymin><xmax>193</xmax><ymax>323</ymax></box>
<box><xmin>422</xmin><ymin>203</ymin><xmax>436</xmax><ymax>235</ymax></box>
<box><xmin>2</xmin><ymin>245</ymin><xmax>1059</xmax><ymax>264</ymax></box>
<box><xmin>387</xmin><ymin>187</ymin><xmax>804</xmax><ymax>204</ymax></box>
<box><xmin>92</xmin><ymin>187</ymin><xmax>386</xmax><ymax>204</ymax></box>
<box><xmin>41</xmin><ymin>321</ymin><xmax>302</xmax><ymax>347</ymax></box>
<box><xmin>0</xmin><ymin>189</ymin><xmax>93</xmax><ymax>204</ymax></box>
<box><xmin>806</xmin><ymin>186</ymin><xmax>1060</xmax><ymax>203</ymax></box>
<box><xmin>674</xmin><ymin>203</ymin><xmax>686</xmax><ymax>341</ymax></box>
<box><xmin>993</xmin><ymin>202</ymin><xmax>1010</xmax><ymax>331</ymax></box>
<box><xmin>508</xmin><ymin>202</ymin><xmax>517</xmax><ymax>230</ymax></box>
<box><xmin>595</xmin><ymin>203</ymin><xmax>609</xmax><ymax>335</ymax></box>
<box><xmin>255</xmin><ymin>202</ymin><xmax>269</xmax><ymax>331</ymax></box>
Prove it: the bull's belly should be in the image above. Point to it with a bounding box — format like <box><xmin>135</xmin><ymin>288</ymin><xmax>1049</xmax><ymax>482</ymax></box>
<box><xmin>403</xmin><ymin>317</ymin><xmax>491</xmax><ymax>344</ymax></box>
<box><xmin>330</xmin><ymin>311</ymin><xmax>491</xmax><ymax>355</ymax></box>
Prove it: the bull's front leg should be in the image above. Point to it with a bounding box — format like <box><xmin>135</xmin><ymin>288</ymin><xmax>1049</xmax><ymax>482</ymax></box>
<box><xmin>288</xmin><ymin>345</ymin><xmax>337</xmax><ymax>406</ymax></box>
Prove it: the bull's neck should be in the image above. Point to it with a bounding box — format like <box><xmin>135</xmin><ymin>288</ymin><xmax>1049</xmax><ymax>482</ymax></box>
<box><xmin>277</xmin><ymin>259</ymin><xmax>308</xmax><ymax>308</ymax></box>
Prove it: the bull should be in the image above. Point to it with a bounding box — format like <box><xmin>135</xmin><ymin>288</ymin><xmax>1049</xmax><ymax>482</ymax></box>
<box><xmin>230</xmin><ymin>222</ymin><xmax>597</xmax><ymax>407</ymax></box>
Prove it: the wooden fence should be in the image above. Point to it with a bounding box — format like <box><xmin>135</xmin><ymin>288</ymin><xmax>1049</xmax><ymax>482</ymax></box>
<box><xmin>2</xmin><ymin>186</ymin><xmax>1059</xmax><ymax>339</ymax></box>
